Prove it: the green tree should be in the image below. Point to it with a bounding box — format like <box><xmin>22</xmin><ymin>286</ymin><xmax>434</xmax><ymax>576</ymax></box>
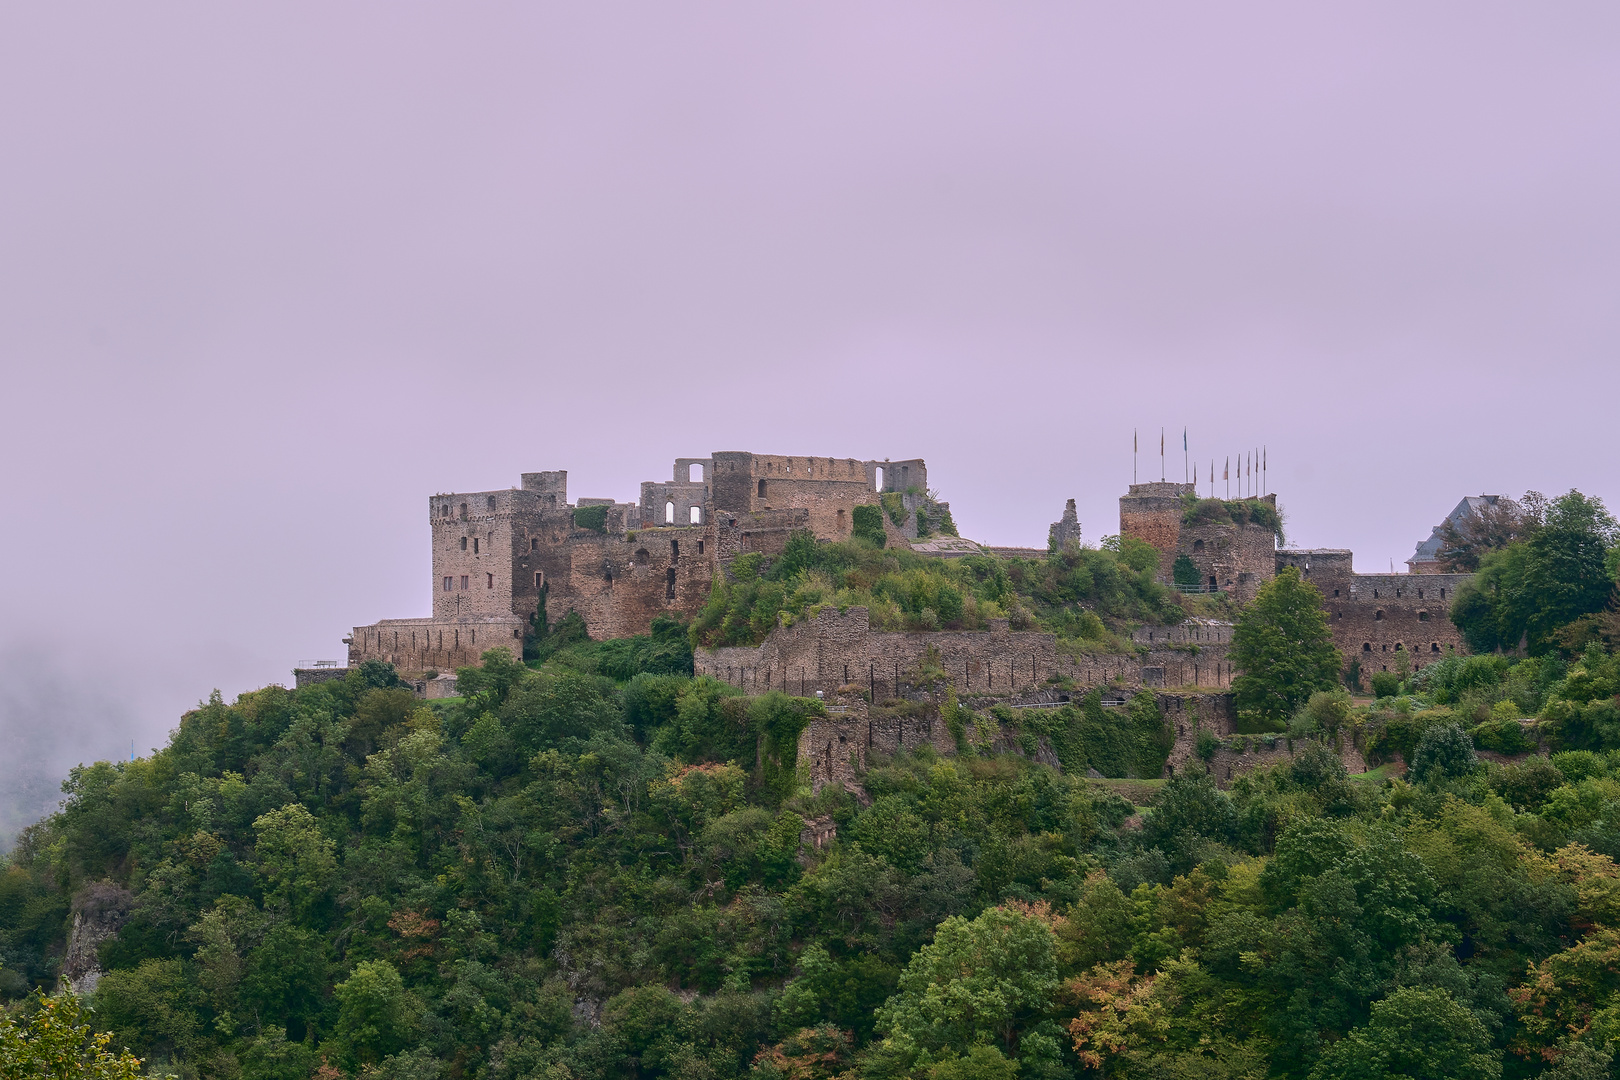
<box><xmin>872</xmin><ymin>907</ymin><xmax>1062</xmax><ymax>1069</ymax></box>
<box><xmin>251</xmin><ymin>804</ymin><xmax>337</xmax><ymax>922</ymax></box>
<box><xmin>333</xmin><ymin>960</ymin><xmax>417</xmax><ymax>1066</ymax></box>
<box><xmin>1306</xmin><ymin>986</ymin><xmax>1500</xmax><ymax>1080</ymax></box>
<box><xmin>0</xmin><ymin>990</ymin><xmax>152</xmax><ymax>1080</ymax></box>
<box><xmin>1229</xmin><ymin>568</ymin><xmax>1341</xmax><ymax>731</ymax></box>
<box><xmin>1407</xmin><ymin>722</ymin><xmax>1479</xmax><ymax>784</ymax></box>
<box><xmin>1453</xmin><ymin>491</ymin><xmax>1618</xmax><ymax>655</ymax></box>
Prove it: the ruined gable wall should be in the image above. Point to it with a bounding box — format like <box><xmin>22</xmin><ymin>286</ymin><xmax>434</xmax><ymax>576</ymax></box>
<box><xmin>546</xmin><ymin>523</ymin><xmax>715</xmax><ymax>640</ymax></box>
<box><xmin>711</xmin><ymin>452</ymin><xmax>880</xmax><ymax>541</ymax></box>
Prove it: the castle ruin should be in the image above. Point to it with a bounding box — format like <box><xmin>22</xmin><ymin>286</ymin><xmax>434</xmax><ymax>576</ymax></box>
<box><xmin>337</xmin><ymin>450</ymin><xmax>1479</xmax><ymax>697</ymax></box>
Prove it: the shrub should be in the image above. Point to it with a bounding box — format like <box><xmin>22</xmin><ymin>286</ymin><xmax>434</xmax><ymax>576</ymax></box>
<box><xmin>1370</xmin><ymin>670</ymin><xmax>1402</xmax><ymax>699</ymax></box>
<box><xmin>851</xmin><ymin>505</ymin><xmax>887</xmax><ymax>547</ymax></box>
<box><xmin>1172</xmin><ymin>554</ymin><xmax>1200</xmax><ymax>588</ymax></box>
<box><xmin>572</xmin><ymin>504</ymin><xmax>609</xmax><ymax>533</ymax></box>
<box><xmin>1409</xmin><ymin>722</ymin><xmax>1479</xmax><ymax>783</ymax></box>
<box><xmin>1472</xmin><ymin>718</ymin><xmax>1534</xmax><ymax>756</ymax></box>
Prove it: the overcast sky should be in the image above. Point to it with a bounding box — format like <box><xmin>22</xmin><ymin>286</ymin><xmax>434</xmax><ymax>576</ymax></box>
<box><xmin>2</xmin><ymin>3</ymin><xmax>1617</xmax><ymax>804</ymax></box>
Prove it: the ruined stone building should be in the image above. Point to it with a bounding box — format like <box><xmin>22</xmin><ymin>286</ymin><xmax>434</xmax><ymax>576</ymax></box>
<box><xmin>344</xmin><ymin>453</ymin><xmax>943</xmax><ymax>673</ymax></box>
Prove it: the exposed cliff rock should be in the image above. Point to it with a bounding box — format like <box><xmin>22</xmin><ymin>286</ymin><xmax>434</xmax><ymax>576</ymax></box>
<box><xmin>59</xmin><ymin>881</ymin><xmax>133</xmax><ymax>994</ymax></box>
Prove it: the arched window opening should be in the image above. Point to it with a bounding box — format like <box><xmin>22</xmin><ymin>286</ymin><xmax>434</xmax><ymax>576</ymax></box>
<box><xmin>1362</xmin><ymin>642</ymin><xmax>1372</xmax><ymax>652</ymax></box>
<box><xmin>1374</xmin><ymin>609</ymin><xmax>1384</xmax><ymax>621</ymax></box>
<box><xmin>459</xmin><ymin>502</ymin><xmax>468</xmax><ymax>520</ymax></box>
<box><xmin>1193</xmin><ymin>539</ymin><xmax>1205</xmax><ymax>553</ymax></box>
<box><xmin>874</xmin><ymin>467</ymin><xmax>884</xmax><ymax>491</ymax></box>
<box><xmin>1418</xmin><ymin>610</ymin><xmax>1430</xmax><ymax>622</ymax></box>
<box><xmin>758</xmin><ymin>479</ymin><xmax>767</xmax><ymax>499</ymax></box>
<box><xmin>665</xmin><ymin>501</ymin><xmax>675</xmax><ymax>524</ymax></box>
<box><xmin>690</xmin><ymin>505</ymin><xmax>701</xmax><ymax>524</ymax></box>
<box><xmin>690</xmin><ymin>463</ymin><xmax>704</xmax><ymax>482</ymax></box>
<box><xmin>635</xmin><ymin>548</ymin><xmax>650</xmax><ymax>565</ymax></box>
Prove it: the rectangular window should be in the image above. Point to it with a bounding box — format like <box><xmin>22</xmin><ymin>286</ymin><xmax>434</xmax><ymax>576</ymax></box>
<box><xmin>535</xmin><ymin>571</ymin><xmax>544</xmax><ymax>587</ymax></box>
<box><xmin>460</xmin><ymin>575</ymin><xmax>469</xmax><ymax>590</ymax></box>
<box><xmin>531</xmin><ymin>538</ymin><xmax>538</xmax><ymax>550</ymax></box>
<box><xmin>487</xmin><ymin>573</ymin><xmax>494</xmax><ymax>589</ymax></box>
<box><xmin>443</xmin><ymin>576</ymin><xmax>453</xmax><ymax>591</ymax></box>
<box><xmin>473</xmin><ymin>538</ymin><xmax>479</xmax><ymax>554</ymax></box>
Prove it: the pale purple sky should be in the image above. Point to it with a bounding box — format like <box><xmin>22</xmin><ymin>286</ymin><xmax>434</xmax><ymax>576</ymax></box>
<box><xmin>2</xmin><ymin>3</ymin><xmax>1617</xmax><ymax>805</ymax></box>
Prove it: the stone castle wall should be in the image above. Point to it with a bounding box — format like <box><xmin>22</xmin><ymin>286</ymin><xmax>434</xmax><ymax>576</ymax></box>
<box><xmin>1276</xmin><ymin>549</ymin><xmax>1469</xmax><ymax>679</ymax></box>
<box><xmin>696</xmin><ymin>607</ymin><xmax>1237</xmax><ymax>698</ymax></box>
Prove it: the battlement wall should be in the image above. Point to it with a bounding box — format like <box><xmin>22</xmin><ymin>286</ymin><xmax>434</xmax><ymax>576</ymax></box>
<box><xmin>697</xmin><ymin>608</ymin><xmax>1236</xmax><ymax>698</ymax></box>
<box><xmin>348</xmin><ymin>615</ymin><xmax>527</xmax><ymax>673</ymax></box>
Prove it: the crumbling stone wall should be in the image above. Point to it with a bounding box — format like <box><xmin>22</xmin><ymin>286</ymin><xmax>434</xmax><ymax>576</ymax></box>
<box><xmin>1049</xmin><ymin>498</ymin><xmax>1081</xmax><ymax>550</ymax></box>
<box><xmin>711</xmin><ymin>452</ymin><xmax>878</xmax><ymax>541</ymax></box>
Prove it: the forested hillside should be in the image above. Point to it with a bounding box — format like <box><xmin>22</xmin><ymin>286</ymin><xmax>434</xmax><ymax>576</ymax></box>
<box><xmin>3</xmin><ymin>497</ymin><xmax>1619</xmax><ymax>1080</ymax></box>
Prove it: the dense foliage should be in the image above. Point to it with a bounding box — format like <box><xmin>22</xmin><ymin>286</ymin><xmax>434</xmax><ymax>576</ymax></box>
<box><xmin>0</xmin><ymin>990</ymin><xmax>148</xmax><ymax>1079</ymax></box>
<box><xmin>689</xmin><ymin>532</ymin><xmax>1184</xmax><ymax>651</ymax></box>
<box><xmin>1452</xmin><ymin>491</ymin><xmax>1619</xmax><ymax>656</ymax></box>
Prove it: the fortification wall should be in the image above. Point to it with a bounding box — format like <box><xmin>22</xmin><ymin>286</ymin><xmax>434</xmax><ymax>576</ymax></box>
<box><xmin>1276</xmin><ymin>551</ymin><xmax>1470</xmax><ymax>676</ymax></box>
<box><xmin>710</xmin><ymin>453</ymin><xmax>878</xmax><ymax>540</ymax></box>
<box><xmin>347</xmin><ymin>615</ymin><xmax>527</xmax><ymax>673</ymax></box>
<box><xmin>697</xmin><ymin>609</ymin><xmax>1236</xmax><ymax>698</ymax></box>
<box><xmin>1332</xmin><ymin>572</ymin><xmax>1471</xmax><ymax>677</ymax></box>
